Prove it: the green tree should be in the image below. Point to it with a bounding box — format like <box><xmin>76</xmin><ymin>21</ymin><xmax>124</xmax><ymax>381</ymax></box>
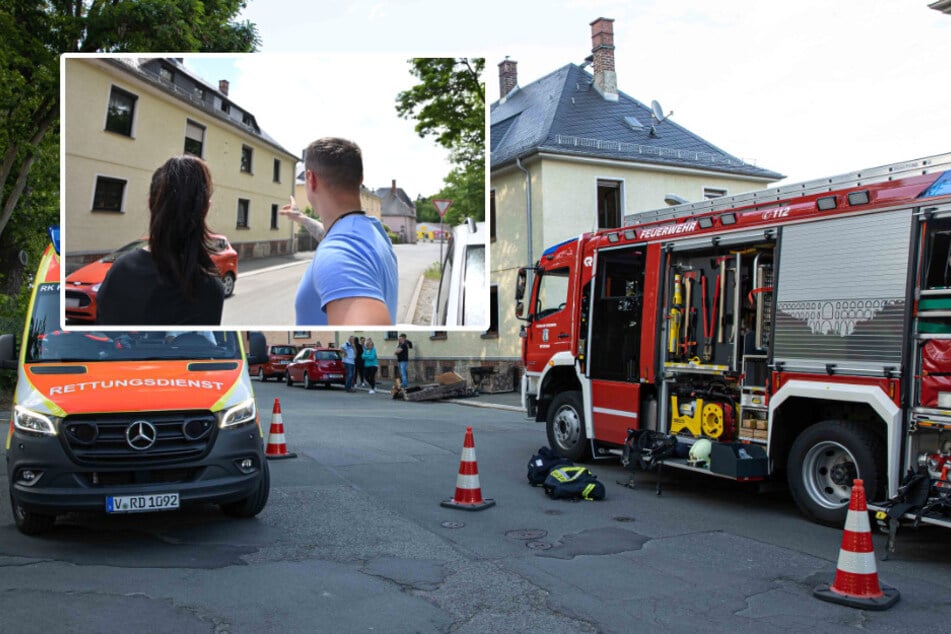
<box><xmin>1</xmin><ymin>1</ymin><xmax>259</xmax><ymax>244</ymax></box>
<box><xmin>435</xmin><ymin>163</ymin><xmax>483</xmax><ymax>227</ymax></box>
<box><xmin>415</xmin><ymin>195</ymin><xmax>439</xmax><ymax>224</ymax></box>
<box><xmin>0</xmin><ymin>1</ymin><xmax>259</xmax><ymax>391</ymax></box>
<box><xmin>395</xmin><ymin>58</ymin><xmax>485</xmax><ymax>167</ymax></box>
<box><xmin>396</xmin><ymin>58</ymin><xmax>485</xmax><ymax>231</ymax></box>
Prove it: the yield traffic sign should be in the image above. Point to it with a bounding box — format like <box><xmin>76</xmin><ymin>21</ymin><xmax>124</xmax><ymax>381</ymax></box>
<box><xmin>433</xmin><ymin>199</ymin><xmax>453</xmax><ymax>218</ymax></box>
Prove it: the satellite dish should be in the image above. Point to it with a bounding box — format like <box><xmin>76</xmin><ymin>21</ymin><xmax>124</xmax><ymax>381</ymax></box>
<box><xmin>650</xmin><ymin>100</ymin><xmax>672</xmax><ymax>124</ymax></box>
<box><xmin>649</xmin><ymin>100</ymin><xmax>673</xmax><ymax>137</ymax></box>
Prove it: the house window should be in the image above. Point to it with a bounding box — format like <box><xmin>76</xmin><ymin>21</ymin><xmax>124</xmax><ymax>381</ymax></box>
<box><xmin>597</xmin><ymin>179</ymin><xmax>622</xmax><ymax>229</ymax></box>
<box><xmin>159</xmin><ymin>66</ymin><xmax>173</xmax><ymax>82</ymax></box>
<box><xmin>292</xmin><ymin>331</ymin><xmax>310</xmax><ymax>339</ymax></box>
<box><xmin>105</xmin><ymin>86</ymin><xmax>137</xmax><ymax>137</ymax></box>
<box><xmin>273</xmin><ymin>159</ymin><xmax>281</xmax><ymax>183</ymax></box>
<box><xmin>483</xmin><ymin>285</ymin><xmax>499</xmax><ymax>337</ymax></box>
<box><xmin>92</xmin><ymin>176</ymin><xmax>126</xmax><ymax>212</ymax></box>
<box><xmin>220</xmin><ymin>101</ymin><xmax>230</xmax><ymax>114</ymax></box>
<box><xmin>242</xmin><ymin>113</ymin><xmax>253</xmax><ymax>127</ymax></box>
<box><xmin>271</xmin><ymin>203</ymin><xmax>279</xmax><ymax>229</ymax></box>
<box><xmin>241</xmin><ymin>145</ymin><xmax>253</xmax><ymax>173</ymax></box>
<box><xmin>237</xmin><ymin>199</ymin><xmax>250</xmax><ymax>228</ymax></box>
<box><xmin>490</xmin><ymin>190</ymin><xmax>496</xmax><ymax>242</ymax></box>
<box><xmin>193</xmin><ymin>86</ymin><xmax>205</xmax><ymax>101</ymax></box>
<box><xmin>704</xmin><ymin>187</ymin><xmax>727</xmax><ymax>199</ymax></box>
<box><xmin>184</xmin><ymin>120</ymin><xmax>205</xmax><ymax>157</ymax></box>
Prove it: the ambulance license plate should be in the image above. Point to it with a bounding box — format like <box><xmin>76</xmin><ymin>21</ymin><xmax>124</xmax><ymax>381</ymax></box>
<box><xmin>106</xmin><ymin>493</ymin><xmax>179</xmax><ymax>514</ymax></box>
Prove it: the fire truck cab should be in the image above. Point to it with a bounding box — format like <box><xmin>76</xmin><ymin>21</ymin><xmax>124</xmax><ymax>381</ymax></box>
<box><xmin>518</xmin><ymin>153</ymin><xmax>951</xmax><ymax>527</ymax></box>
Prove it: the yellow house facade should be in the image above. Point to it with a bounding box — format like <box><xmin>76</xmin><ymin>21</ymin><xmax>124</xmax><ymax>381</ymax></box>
<box><xmin>63</xmin><ymin>56</ymin><xmax>299</xmax><ymax>270</ymax></box>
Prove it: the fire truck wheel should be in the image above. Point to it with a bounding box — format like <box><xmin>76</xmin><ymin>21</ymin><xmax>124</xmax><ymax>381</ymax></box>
<box><xmin>786</xmin><ymin>420</ymin><xmax>883</xmax><ymax>527</ymax></box>
<box><xmin>222</xmin><ymin>460</ymin><xmax>270</xmax><ymax>518</ymax></box>
<box><xmin>547</xmin><ymin>391</ymin><xmax>590</xmax><ymax>461</ymax></box>
<box><xmin>10</xmin><ymin>490</ymin><xmax>56</xmax><ymax>536</ymax></box>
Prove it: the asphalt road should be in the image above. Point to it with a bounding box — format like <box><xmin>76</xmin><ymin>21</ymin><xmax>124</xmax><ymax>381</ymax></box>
<box><xmin>221</xmin><ymin>241</ymin><xmax>441</xmax><ymax>327</ymax></box>
<box><xmin>2</xmin><ymin>381</ymin><xmax>951</xmax><ymax>633</ymax></box>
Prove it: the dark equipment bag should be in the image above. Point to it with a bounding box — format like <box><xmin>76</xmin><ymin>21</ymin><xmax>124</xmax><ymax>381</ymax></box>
<box><xmin>622</xmin><ymin>428</ymin><xmax>679</xmax><ymax>472</ymax></box>
<box><xmin>543</xmin><ymin>466</ymin><xmax>606</xmax><ymax>501</ymax></box>
<box><xmin>527</xmin><ymin>446</ymin><xmax>574</xmax><ymax>486</ymax></box>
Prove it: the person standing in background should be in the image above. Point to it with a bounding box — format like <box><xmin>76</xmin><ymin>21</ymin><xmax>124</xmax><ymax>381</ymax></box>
<box><xmin>355</xmin><ymin>336</ymin><xmax>366</xmax><ymax>387</ymax></box>
<box><xmin>362</xmin><ymin>338</ymin><xmax>379</xmax><ymax>394</ymax></box>
<box><xmin>394</xmin><ymin>333</ymin><xmax>413</xmax><ymax>388</ymax></box>
<box><xmin>341</xmin><ymin>335</ymin><xmax>356</xmax><ymax>392</ymax></box>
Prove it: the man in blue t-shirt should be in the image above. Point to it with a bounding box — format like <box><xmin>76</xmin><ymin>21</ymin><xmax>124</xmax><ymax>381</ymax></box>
<box><xmin>341</xmin><ymin>336</ymin><xmax>357</xmax><ymax>392</ymax></box>
<box><xmin>287</xmin><ymin>137</ymin><xmax>398</xmax><ymax>326</ymax></box>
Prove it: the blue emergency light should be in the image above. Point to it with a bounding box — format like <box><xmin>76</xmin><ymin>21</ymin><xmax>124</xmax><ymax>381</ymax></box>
<box><xmin>921</xmin><ymin>171</ymin><xmax>951</xmax><ymax>199</ymax></box>
<box><xmin>49</xmin><ymin>226</ymin><xmax>60</xmax><ymax>255</ymax></box>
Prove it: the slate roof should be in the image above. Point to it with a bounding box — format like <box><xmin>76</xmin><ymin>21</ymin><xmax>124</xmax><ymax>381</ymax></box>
<box><xmin>491</xmin><ymin>64</ymin><xmax>783</xmax><ymax>181</ymax></box>
<box><xmin>105</xmin><ymin>58</ymin><xmax>297</xmax><ymax>160</ymax></box>
<box><xmin>374</xmin><ymin>186</ymin><xmax>416</xmax><ymax>217</ymax></box>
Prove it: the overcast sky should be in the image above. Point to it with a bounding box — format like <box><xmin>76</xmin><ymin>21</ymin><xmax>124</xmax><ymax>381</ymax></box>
<box><xmin>185</xmin><ymin>55</ymin><xmax>462</xmax><ymax>200</ymax></box>
<box><xmin>235</xmin><ymin>0</ymin><xmax>950</xmax><ymax>187</ymax></box>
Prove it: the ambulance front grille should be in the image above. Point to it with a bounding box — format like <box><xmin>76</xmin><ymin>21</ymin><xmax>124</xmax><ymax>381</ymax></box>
<box><xmin>61</xmin><ymin>411</ymin><xmax>217</xmax><ymax>465</ymax></box>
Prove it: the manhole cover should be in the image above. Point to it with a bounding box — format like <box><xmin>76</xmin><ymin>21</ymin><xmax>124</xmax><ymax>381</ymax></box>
<box><xmin>526</xmin><ymin>541</ymin><xmax>552</xmax><ymax>550</ymax></box>
<box><xmin>441</xmin><ymin>521</ymin><xmax>465</xmax><ymax>529</ymax></box>
<box><xmin>505</xmin><ymin>529</ymin><xmax>548</xmax><ymax>540</ymax></box>
<box><xmin>613</xmin><ymin>516</ymin><xmax>636</xmax><ymax>523</ymax></box>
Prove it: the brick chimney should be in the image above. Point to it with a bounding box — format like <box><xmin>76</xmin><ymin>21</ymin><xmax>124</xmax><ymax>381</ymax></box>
<box><xmin>590</xmin><ymin>17</ymin><xmax>618</xmax><ymax>102</ymax></box>
<box><xmin>498</xmin><ymin>57</ymin><xmax>518</xmax><ymax>100</ymax></box>
<box><xmin>218</xmin><ymin>79</ymin><xmax>230</xmax><ymax>96</ymax></box>
<box><xmin>391</xmin><ymin>179</ymin><xmax>397</xmax><ymax>195</ymax></box>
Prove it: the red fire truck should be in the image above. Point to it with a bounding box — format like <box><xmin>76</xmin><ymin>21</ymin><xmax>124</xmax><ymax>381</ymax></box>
<box><xmin>517</xmin><ymin>153</ymin><xmax>951</xmax><ymax>527</ymax></box>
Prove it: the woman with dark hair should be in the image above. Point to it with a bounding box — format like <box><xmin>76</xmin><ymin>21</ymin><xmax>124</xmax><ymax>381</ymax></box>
<box><xmin>97</xmin><ymin>155</ymin><xmax>225</xmax><ymax>325</ymax></box>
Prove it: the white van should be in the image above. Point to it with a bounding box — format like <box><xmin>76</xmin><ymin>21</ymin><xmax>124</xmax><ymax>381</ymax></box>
<box><xmin>431</xmin><ymin>219</ymin><xmax>488</xmax><ymax>327</ymax></box>
<box><xmin>1</xmin><ymin>229</ymin><xmax>269</xmax><ymax>535</ymax></box>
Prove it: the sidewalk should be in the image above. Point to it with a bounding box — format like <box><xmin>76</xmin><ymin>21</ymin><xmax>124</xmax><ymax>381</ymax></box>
<box><xmin>238</xmin><ymin>251</ymin><xmax>313</xmax><ymax>275</ymax></box>
<box><xmin>349</xmin><ymin>381</ymin><xmax>524</xmax><ymax>413</ymax></box>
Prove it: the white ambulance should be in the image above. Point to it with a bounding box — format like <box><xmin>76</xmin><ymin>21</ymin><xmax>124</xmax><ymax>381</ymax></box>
<box><xmin>1</xmin><ymin>229</ymin><xmax>269</xmax><ymax>534</ymax></box>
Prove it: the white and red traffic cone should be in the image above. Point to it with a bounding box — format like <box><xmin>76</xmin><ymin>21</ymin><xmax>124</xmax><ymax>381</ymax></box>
<box><xmin>441</xmin><ymin>426</ymin><xmax>495</xmax><ymax>511</ymax></box>
<box><xmin>814</xmin><ymin>479</ymin><xmax>899</xmax><ymax>610</ymax></box>
<box><xmin>265</xmin><ymin>398</ymin><xmax>297</xmax><ymax>460</ymax></box>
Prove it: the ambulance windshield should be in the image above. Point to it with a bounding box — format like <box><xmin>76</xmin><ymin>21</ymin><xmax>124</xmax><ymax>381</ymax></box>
<box><xmin>25</xmin><ymin>284</ymin><xmax>241</xmax><ymax>363</ymax></box>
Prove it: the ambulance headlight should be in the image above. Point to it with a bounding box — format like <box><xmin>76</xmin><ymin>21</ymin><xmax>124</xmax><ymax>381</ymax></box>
<box><xmin>13</xmin><ymin>406</ymin><xmax>58</xmax><ymax>436</ymax></box>
<box><xmin>220</xmin><ymin>398</ymin><xmax>256</xmax><ymax>429</ymax></box>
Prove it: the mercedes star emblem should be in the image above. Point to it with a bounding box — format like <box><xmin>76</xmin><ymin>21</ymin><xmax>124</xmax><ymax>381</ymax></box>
<box><xmin>126</xmin><ymin>420</ymin><xmax>157</xmax><ymax>451</ymax></box>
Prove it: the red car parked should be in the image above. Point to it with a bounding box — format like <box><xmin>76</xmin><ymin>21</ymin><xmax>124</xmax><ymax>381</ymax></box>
<box><xmin>64</xmin><ymin>234</ymin><xmax>238</xmax><ymax>324</ymax></box>
<box><xmin>285</xmin><ymin>347</ymin><xmax>346</xmax><ymax>389</ymax></box>
<box><xmin>249</xmin><ymin>344</ymin><xmax>298</xmax><ymax>381</ymax></box>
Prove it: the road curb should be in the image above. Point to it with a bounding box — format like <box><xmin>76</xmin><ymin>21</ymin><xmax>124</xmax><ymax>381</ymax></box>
<box><xmin>444</xmin><ymin>399</ymin><xmax>524</xmax><ymax>413</ymax></box>
<box><xmin>404</xmin><ymin>273</ymin><xmax>425</xmax><ymax>324</ymax></box>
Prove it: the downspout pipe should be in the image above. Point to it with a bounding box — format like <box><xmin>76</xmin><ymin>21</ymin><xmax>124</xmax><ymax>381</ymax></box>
<box><xmin>515</xmin><ymin>155</ymin><xmax>533</xmax><ymax>269</ymax></box>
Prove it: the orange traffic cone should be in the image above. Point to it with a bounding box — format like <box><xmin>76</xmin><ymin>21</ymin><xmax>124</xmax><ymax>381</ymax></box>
<box><xmin>265</xmin><ymin>398</ymin><xmax>297</xmax><ymax>460</ymax></box>
<box><xmin>441</xmin><ymin>426</ymin><xmax>495</xmax><ymax>511</ymax></box>
<box><xmin>814</xmin><ymin>479</ymin><xmax>899</xmax><ymax>610</ymax></box>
